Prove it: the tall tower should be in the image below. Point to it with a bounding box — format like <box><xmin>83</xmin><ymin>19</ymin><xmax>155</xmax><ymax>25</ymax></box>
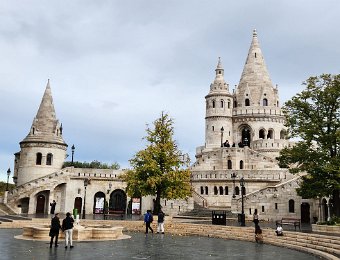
<box><xmin>233</xmin><ymin>30</ymin><xmax>287</xmax><ymax>157</ymax></box>
<box><xmin>14</xmin><ymin>80</ymin><xmax>68</xmax><ymax>186</ymax></box>
<box><xmin>205</xmin><ymin>58</ymin><xmax>233</xmax><ymax>148</ymax></box>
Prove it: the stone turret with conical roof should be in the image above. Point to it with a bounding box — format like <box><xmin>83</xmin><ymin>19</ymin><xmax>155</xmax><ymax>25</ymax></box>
<box><xmin>14</xmin><ymin>80</ymin><xmax>68</xmax><ymax>186</ymax></box>
<box><xmin>205</xmin><ymin>58</ymin><xmax>234</xmax><ymax>148</ymax></box>
<box><xmin>232</xmin><ymin>30</ymin><xmax>287</xmax><ymax>158</ymax></box>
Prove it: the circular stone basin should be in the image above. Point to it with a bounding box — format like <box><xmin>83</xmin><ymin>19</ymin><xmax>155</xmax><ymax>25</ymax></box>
<box><xmin>17</xmin><ymin>224</ymin><xmax>130</xmax><ymax>241</ymax></box>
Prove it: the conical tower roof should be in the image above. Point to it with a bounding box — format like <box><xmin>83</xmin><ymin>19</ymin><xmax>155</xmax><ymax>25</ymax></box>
<box><xmin>207</xmin><ymin>57</ymin><xmax>231</xmax><ymax>95</ymax></box>
<box><xmin>20</xmin><ymin>80</ymin><xmax>67</xmax><ymax>146</ymax></box>
<box><xmin>235</xmin><ymin>29</ymin><xmax>278</xmax><ymax>107</ymax></box>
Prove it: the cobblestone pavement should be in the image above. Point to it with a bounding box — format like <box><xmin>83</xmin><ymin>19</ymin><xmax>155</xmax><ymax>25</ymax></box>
<box><xmin>1</xmin><ymin>229</ymin><xmax>321</xmax><ymax>260</ymax></box>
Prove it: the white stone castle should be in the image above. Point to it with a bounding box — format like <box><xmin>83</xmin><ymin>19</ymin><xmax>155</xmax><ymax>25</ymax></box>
<box><xmin>3</xmin><ymin>30</ymin><xmax>328</xmax><ymax>223</ymax></box>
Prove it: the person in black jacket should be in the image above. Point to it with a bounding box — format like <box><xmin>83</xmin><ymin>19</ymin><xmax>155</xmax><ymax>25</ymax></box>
<box><xmin>62</xmin><ymin>212</ymin><xmax>74</xmax><ymax>249</ymax></box>
<box><xmin>49</xmin><ymin>213</ymin><xmax>61</xmax><ymax>248</ymax></box>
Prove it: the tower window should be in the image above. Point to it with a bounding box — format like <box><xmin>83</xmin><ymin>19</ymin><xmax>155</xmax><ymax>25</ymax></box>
<box><xmin>259</xmin><ymin>129</ymin><xmax>265</xmax><ymax>139</ymax></box>
<box><xmin>289</xmin><ymin>199</ymin><xmax>295</xmax><ymax>213</ymax></box>
<box><xmin>46</xmin><ymin>153</ymin><xmax>53</xmax><ymax>166</ymax></box>
<box><xmin>235</xmin><ymin>186</ymin><xmax>240</xmax><ymax>195</ymax></box>
<box><xmin>219</xmin><ymin>186</ymin><xmax>223</xmax><ymax>195</ymax></box>
<box><xmin>36</xmin><ymin>153</ymin><xmax>42</xmax><ymax>165</ymax></box>
<box><xmin>263</xmin><ymin>98</ymin><xmax>268</xmax><ymax>106</ymax></box>
<box><xmin>225</xmin><ymin>186</ymin><xmax>228</xmax><ymax>195</ymax></box>
<box><xmin>221</xmin><ymin>100</ymin><xmax>224</xmax><ymax>108</ymax></box>
<box><xmin>255</xmin><ymin>53</ymin><xmax>257</xmax><ymax>58</ymax></box>
<box><xmin>227</xmin><ymin>160</ymin><xmax>232</xmax><ymax>169</ymax></box>
<box><xmin>212</xmin><ymin>126</ymin><xmax>215</xmax><ymax>131</ymax></box>
<box><xmin>228</xmin><ymin>101</ymin><xmax>230</xmax><ymax>108</ymax></box>
<box><xmin>205</xmin><ymin>186</ymin><xmax>209</xmax><ymax>195</ymax></box>
<box><xmin>245</xmin><ymin>99</ymin><xmax>250</xmax><ymax>106</ymax></box>
<box><xmin>218</xmin><ymin>71</ymin><xmax>221</xmax><ymax>74</ymax></box>
<box><xmin>200</xmin><ymin>186</ymin><xmax>204</xmax><ymax>195</ymax></box>
<box><xmin>212</xmin><ymin>100</ymin><xmax>215</xmax><ymax>108</ymax></box>
<box><xmin>240</xmin><ymin>160</ymin><xmax>244</xmax><ymax>169</ymax></box>
<box><xmin>234</xmin><ymin>101</ymin><xmax>237</xmax><ymax>108</ymax></box>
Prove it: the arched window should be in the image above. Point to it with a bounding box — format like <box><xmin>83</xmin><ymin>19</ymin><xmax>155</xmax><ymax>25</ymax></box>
<box><xmin>240</xmin><ymin>160</ymin><xmax>244</xmax><ymax>169</ymax></box>
<box><xmin>245</xmin><ymin>99</ymin><xmax>250</xmax><ymax>106</ymax></box>
<box><xmin>234</xmin><ymin>100</ymin><xmax>237</xmax><ymax>108</ymax></box>
<box><xmin>280</xmin><ymin>130</ymin><xmax>286</xmax><ymax>139</ymax></box>
<box><xmin>221</xmin><ymin>100</ymin><xmax>224</xmax><ymax>108</ymax></box>
<box><xmin>46</xmin><ymin>153</ymin><xmax>53</xmax><ymax>165</ymax></box>
<box><xmin>263</xmin><ymin>98</ymin><xmax>268</xmax><ymax>106</ymax></box>
<box><xmin>227</xmin><ymin>160</ymin><xmax>232</xmax><ymax>169</ymax></box>
<box><xmin>225</xmin><ymin>186</ymin><xmax>228</xmax><ymax>195</ymax></box>
<box><xmin>200</xmin><ymin>186</ymin><xmax>204</xmax><ymax>195</ymax></box>
<box><xmin>214</xmin><ymin>186</ymin><xmax>218</xmax><ymax>195</ymax></box>
<box><xmin>267</xmin><ymin>129</ymin><xmax>274</xmax><ymax>139</ymax></box>
<box><xmin>235</xmin><ymin>186</ymin><xmax>240</xmax><ymax>195</ymax></box>
<box><xmin>259</xmin><ymin>129</ymin><xmax>265</xmax><ymax>139</ymax></box>
<box><xmin>212</xmin><ymin>100</ymin><xmax>215</xmax><ymax>108</ymax></box>
<box><xmin>219</xmin><ymin>186</ymin><xmax>223</xmax><ymax>195</ymax></box>
<box><xmin>228</xmin><ymin>101</ymin><xmax>230</xmax><ymax>108</ymax></box>
<box><xmin>289</xmin><ymin>199</ymin><xmax>295</xmax><ymax>213</ymax></box>
<box><xmin>205</xmin><ymin>186</ymin><xmax>209</xmax><ymax>195</ymax></box>
<box><xmin>36</xmin><ymin>153</ymin><xmax>42</xmax><ymax>165</ymax></box>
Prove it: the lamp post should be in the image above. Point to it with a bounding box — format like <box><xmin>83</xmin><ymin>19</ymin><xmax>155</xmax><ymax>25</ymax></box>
<box><xmin>220</xmin><ymin>127</ymin><xmax>224</xmax><ymax>147</ymax></box>
<box><xmin>231</xmin><ymin>173</ymin><xmax>236</xmax><ymax>198</ymax></box>
<box><xmin>6</xmin><ymin>168</ymin><xmax>11</xmax><ymax>191</ymax></box>
<box><xmin>240</xmin><ymin>177</ymin><xmax>245</xmax><ymax>226</ymax></box>
<box><xmin>71</xmin><ymin>144</ymin><xmax>75</xmax><ymax>165</ymax></box>
<box><xmin>82</xmin><ymin>178</ymin><xmax>89</xmax><ymax>219</ymax></box>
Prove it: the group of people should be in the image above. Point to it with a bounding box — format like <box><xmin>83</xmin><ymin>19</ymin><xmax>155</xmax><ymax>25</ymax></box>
<box><xmin>144</xmin><ymin>209</ymin><xmax>165</xmax><ymax>234</ymax></box>
<box><xmin>223</xmin><ymin>140</ymin><xmax>246</xmax><ymax>148</ymax></box>
<box><xmin>49</xmin><ymin>212</ymin><xmax>75</xmax><ymax>249</ymax></box>
<box><xmin>253</xmin><ymin>209</ymin><xmax>283</xmax><ymax>243</ymax></box>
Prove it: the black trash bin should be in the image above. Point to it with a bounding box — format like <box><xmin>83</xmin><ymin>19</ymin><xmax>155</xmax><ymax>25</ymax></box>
<box><xmin>212</xmin><ymin>211</ymin><xmax>226</xmax><ymax>225</ymax></box>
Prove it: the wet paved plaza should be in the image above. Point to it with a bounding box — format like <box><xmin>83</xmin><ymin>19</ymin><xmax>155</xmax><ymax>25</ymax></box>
<box><xmin>0</xmin><ymin>229</ymin><xmax>322</xmax><ymax>260</ymax></box>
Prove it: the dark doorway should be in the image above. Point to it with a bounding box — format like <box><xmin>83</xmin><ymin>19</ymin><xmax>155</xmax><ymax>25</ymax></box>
<box><xmin>242</xmin><ymin>128</ymin><xmax>251</xmax><ymax>146</ymax></box>
<box><xmin>301</xmin><ymin>202</ymin><xmax>310</xmax><ymax>223</ymax></box>
<box><xmin>36</xmin><ymin>194</ymin><xmax>45</xmax><ymax>214</ymax></box>
<box><xmin>74</xmin><ymin>197</ymin><xmax>82</xmax><ymax>215</ymax></box>
<box><xmin>109</xmin><ymin>189</ymin><xmax>127</xmax><ymax>213</ymax></box>
<box><xmin>322</xmin><ymin>198</ymin><xmax>328</xmax><ymax>221</ymax></box>
<box><xmin>20</xmin><ymin>197</ymin><xmax>30</xmax><ymax>214</ymax></box>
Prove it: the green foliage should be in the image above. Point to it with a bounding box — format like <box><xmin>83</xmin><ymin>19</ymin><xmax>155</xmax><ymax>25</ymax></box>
<box><xmin>277</xmin><ymin>74</ymin><xmax>340</xmax><ymax>199</ymax></box>
<box><xmin>0</xmin><ymin>181</ymin><xmax>15</xmax><ymax>196</ymax></box>
<box><xmin>120</xmin><ymin>112</ymin><xmax>191</xmax><ymax>214</ymax></box>
<box><xmin>63</xmin><ymin>160</ymin><xmax>120</xmax><ymax>169</ymax></box>
<box><xmin>318</xmin><ymin>216</ymin><xmax>340</xmax><ymax>226</ymax></box>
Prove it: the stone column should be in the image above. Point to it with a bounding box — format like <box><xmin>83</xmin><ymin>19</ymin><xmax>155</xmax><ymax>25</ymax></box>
<box><xmin>327</xmin><ymin>198</ymin><xmax>331</xmax><ymax>221</ymax></box>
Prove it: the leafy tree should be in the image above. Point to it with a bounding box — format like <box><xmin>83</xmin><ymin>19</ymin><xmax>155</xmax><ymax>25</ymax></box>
<box><xmin>277</xmin><ymin>74</ymin><xmax>340</xmax><ymax>216</ymax></box>
<box><xmin>120</xmin><ymin>112</ymin><xmax>191</xmax><ymax>214</ymax></box>
<box><xmin>0</xmin><ymin>181</ymin><xmax>15</xmax><ymax>196</ymax></box>
<box><xmin>63</xmin><ymin>160</ymin><xmax>120</xmax><ymax>169</ymax></box>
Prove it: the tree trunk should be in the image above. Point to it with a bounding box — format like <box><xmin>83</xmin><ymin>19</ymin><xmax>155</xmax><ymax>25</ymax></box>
<box><xmin>154</xmin><ymin>189</ymin><xmax>161</xmax><ymax>215</ymax></box>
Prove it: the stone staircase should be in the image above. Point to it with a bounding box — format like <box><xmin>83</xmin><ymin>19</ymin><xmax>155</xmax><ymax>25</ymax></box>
<box><xmin>0</xmin><ymin>203</ymin><xmax>17</xmax><ymax>215</ymax></box>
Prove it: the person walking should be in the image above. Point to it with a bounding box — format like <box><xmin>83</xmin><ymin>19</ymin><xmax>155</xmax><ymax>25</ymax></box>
<box><xmin>49</xmin><ymin>213</ymin><xmax>61</xmax><ymax>248</ymax></box>
<box><xmin>253</xmin><ymin>209</ymin><xmax>259</xmax><ymax>228</ymax></box>
<box><xmin>157</xmin><ymin>210</ymin><xmax>165</xmax><ymax>234</ymax></box>
<box><xmin>50</xmin><ymin>200</ymin><xmax>56</xmax><ymax>214</ymax></box>
<box><xmin>144</xmin><ymin>210</ymin><xmax>154</xmax><ymax>234</ymax></box>
<box><xmin>62</xmin><ymin>212</ymin><xmax>74</xmax><ymax>249</ymax></box>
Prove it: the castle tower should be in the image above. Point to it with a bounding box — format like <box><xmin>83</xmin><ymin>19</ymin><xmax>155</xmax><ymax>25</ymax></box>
<box><xmin>233</xmin><ymin>30</ymin><xmax>287</xmax><ymax>157</ymax></box>
<box><xmin>14</xmin><ymin>80</ymin><xmax>68</xmax><ymax>186</ymax></box>
<box><xmin>205</xmin><ymin>58</ymin><xmax>233</xmax><ymax>148</ymax></box>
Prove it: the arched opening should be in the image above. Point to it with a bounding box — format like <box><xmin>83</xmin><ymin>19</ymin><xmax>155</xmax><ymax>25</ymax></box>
<box><xmin>36</xmin><ymin>153</ymin><xmax>42</xmax><ymax>165</ymax></box>
<box><xmin>242</xmin><ymin>127</ymin><xmax>251</xmax><ymax>146</ymax></box>
<box><xmin>225</xmin><ymin>186</ymin><xmax>228</xmax><ymax>195</ymax></box>
<box><xmin>234</xmin><ymin>100</ymin><xmax>237</xmax><ymax>108</ymax></box>
<box><xmin>245</xmin><ymin>98</ymin><xmax>250</xmax><ymax>106</ymax></box>
<box><xmin>280</xmin><ymin>130</ymin><xmax>286</xmax><ymax>139</ymax></box>
<box><xmin>94</xmin><ymin>192</ymin><xmax>106</xmax><ymax>214</ymax></box>
<box><xmin>36</xmin><ymin>194</ymin><xmax>45</xmax><ymax>214</ymax></box>
<box><xmin>228</xmin><ymin>101</ymin><xmax>230</xmax><ymax>108</ymax></box>
<box><xmin>259</xmin><ymin>129</ymin><xmax>265</xmax><ymax>139</ymax></box>
<box><xmin>221</xmin><ymin>100</ymin><xmax>224</xmax><ymax>108</ymax></box>
<box><xmin>240</xmin><ymin>160</ymin><xmax>244</xmax><ymax>169</ymax></box>
<box><xmin>322</xmin><ymin>198</ymin><xmax>328</xmax><ymax>221</ymax></box>
<box><xmin>46</xmin><ymin>153</ymin><xmax>53</xmax><ymax>165</ymax></box>
<box><xmin>214</xmin><ymin>186</ymin><xmax>218</xmax><ymax>195</ymax></box>
<box><xmin>301</xmin><ymin>203</ymin><xmax>310</xmax><ymax>223</ymax></box>
<box><xmin>235</xmin><ymin>186</ymin><xmax>240</xmax><ymax>195</ymax></box>
<box><xmin>109</xmin><ymin>189</ymin><xmax>127</xmax><ymax>214</ymax></box>
<box><xmin>212</xmin><ymin>100</ymin><xmax>215</xmax><ymax>108</ymax></box>
<box><xmin>219</xmin><ymin>186</ymin><xmax>223</xmax><ymax>195</ymax></box>
<box><xmin>289</xmin><ymin>199</ymin><xmax>295</xmax><ymax>213</ymax></box>
<box><xmin>241</xmin><ymin>186</ymin><xmax>246</xmax><ymax>195</ymax></box>
<box><xmin>205</xmin><ymin>186</ymin><xmax>208</xmax><ymax>195</ymax></box>
<box><xmin>227</xmin><ymin>160</ymin><xmax>232</xmax><ymax>169</ymax></box>
<box><xmin>20</xmin><ymin>197</ymin><xmax>30</xmax><ymax>214</ymax></box>
<box><xmin>200</xmin><ymin>186</ymin><xmax>204</xmax><ymax>195</ymax></box>
<box><xmin>267</xmin><ymin>129</ymin><xmax>274</xmax><ymax>139</ymax></box>
<box><xmin>74</xmin><ymin>197</ymin><xmax>82</xmax><ymax>215</ymax></box>
<box><xmin>263</xmin><ymin>98</ymin><xmax>268</xmax><ymax>106</ymax></box>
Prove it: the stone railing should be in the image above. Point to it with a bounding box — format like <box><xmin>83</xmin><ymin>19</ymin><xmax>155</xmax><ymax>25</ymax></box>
<box><xmin>232</xmin><ymin>107</ymin><xmax>284</xmax><ymax>117</ymax></box>
<box><xmin>191</xmin><ymin>190</ymin><xmax>208</xmax><ymax>208</ymax></box>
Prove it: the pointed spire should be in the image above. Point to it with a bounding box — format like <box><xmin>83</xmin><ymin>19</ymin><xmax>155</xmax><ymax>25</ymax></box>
<box><xmin>214</xmin><ymin>57</ymin><xmax>225</xmax><ymax>80</ymax></box>
<box><xmin>21</xmin><ymin>80</ymin><xmax>66</xmax><ymax>145</ymax></box>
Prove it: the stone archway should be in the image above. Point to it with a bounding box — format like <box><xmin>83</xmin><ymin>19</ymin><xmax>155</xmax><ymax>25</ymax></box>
<box><xmin>241</xmin><ymin>127</ymin><xmax>251</xmax><ymax>146</ymax></box>
<box><xmin>93</xmin><ymin>192</ymin><xmax>106</xmax><ymax>214</ymax></box>
<box><xmin>301</xmin><ymin>202</ymin><xmax>310</xmax><ymax>223</ymax></box>
<box><xmin>74</xmin><ymin>197</ymin><xmax>82</xmax><ymax>215</ymax></box>
<box><xmin>36</xmin><ymin>194</ymin><xmax>45</xmax><ymax>214</ymax></box>
<box><xmin>109</xmin><ymin>189</ymin><xmax>127</xmax><ymax>213</ymax></box>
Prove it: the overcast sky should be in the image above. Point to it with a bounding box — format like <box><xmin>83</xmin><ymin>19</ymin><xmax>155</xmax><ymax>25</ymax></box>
<box><xmin>1</xmin><ymin>1</ymin><xmax>339</xmax><ymax>182</ymax></box>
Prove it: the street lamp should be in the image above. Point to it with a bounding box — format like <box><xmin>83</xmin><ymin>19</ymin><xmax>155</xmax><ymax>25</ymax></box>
<box><xmin>231</xmin><ymin>173</ymin><xmax>236</xmax><ymax>198</ymax></box>
<box><xmin>6</xmin><ymin>168</ymin><xmax>11</xmax><ymax>191</ymax></box>
<box><xmin>82</xmin><ymin>178</ymin><xmax>89</xmax><ymax>219</ymax></box>
<box><xmin>220</xmin><ymin>127</ymin><xmax>224</xmax><ymax>147</ymax></box>
<box><xmin>71</xmin><ymin>144</ymin><xmax>75</xmax><ymax>165</ymax></box>
<box><xmin>240</xmin><ymin>177</ymin><xmax>245</xmax><ymax>226</ymax></box>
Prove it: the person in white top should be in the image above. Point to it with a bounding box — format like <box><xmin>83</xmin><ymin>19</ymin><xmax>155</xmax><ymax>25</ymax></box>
<box><xmin>275</xmin><ymin>224</ymin><xmax>283</xmax><ymax>236</ymax></box>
